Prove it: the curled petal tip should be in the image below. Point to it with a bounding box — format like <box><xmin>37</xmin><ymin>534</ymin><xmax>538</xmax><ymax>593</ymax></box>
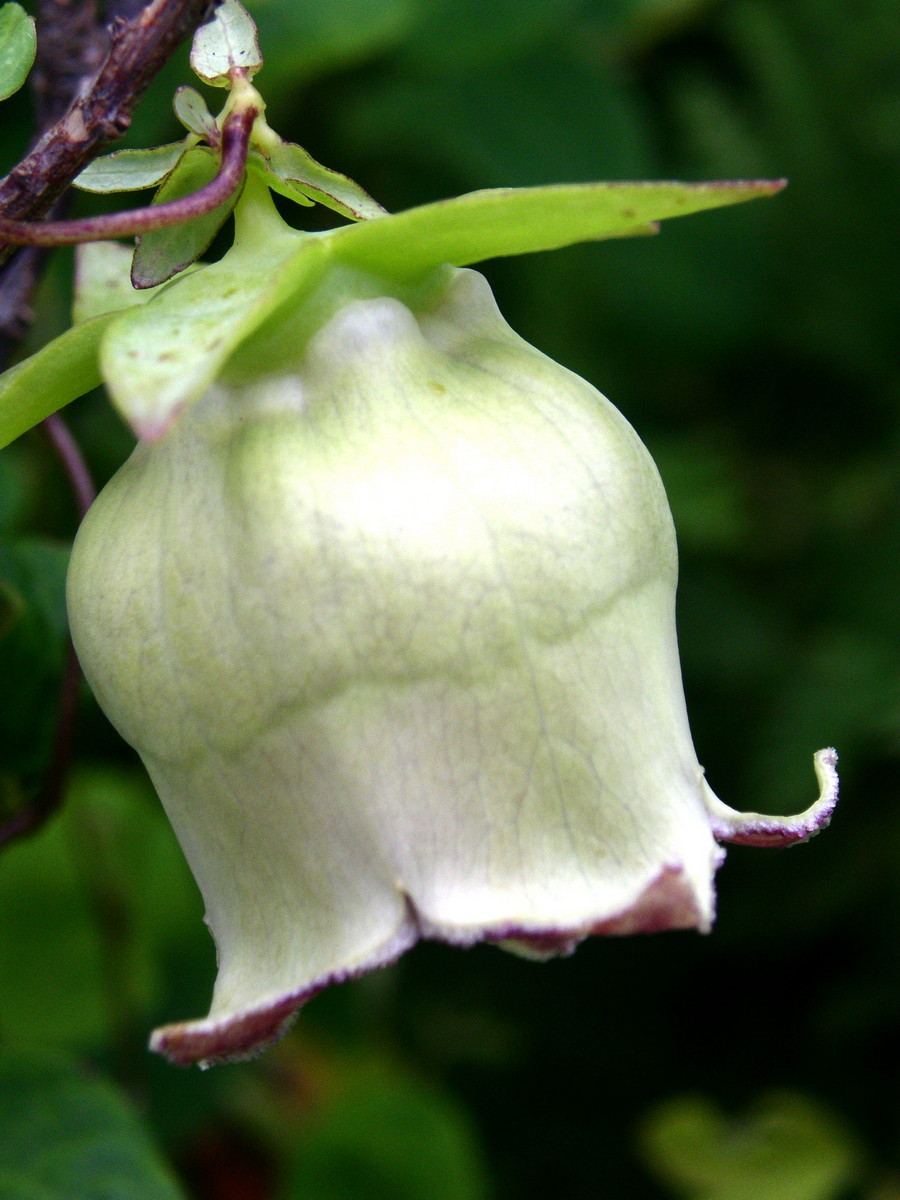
<box><xmin>150</xmin><ymin>995</ymin><xmax>303</xmax><ymax>1068</ymax></box>
<box><xmin>706</xmin><ymin>748</ymin><xmax>839</xmax><ymax>848</ymax></box>
<box><xmin>150</xmin><ymin>919</ymin><xmax>421</xmax><ymax>1067</ymax></box>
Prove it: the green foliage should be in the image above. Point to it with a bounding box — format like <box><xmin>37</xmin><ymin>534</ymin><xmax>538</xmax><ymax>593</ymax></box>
<box><xmin>75</xmin><ymin>143</ymin><xmax>188</xmax><ymax>194</ymax></box>
<box><xmin>0</xmin><ymin>1050</ymin><xmax>186</xmax><ymax>1199</ymax></box>
<box><xmin>282</xmin><ymin>1062</ymin><xmax>489</xmax><ymax>1200</ymax></box>
<box><xmin>0</xmin><ymin>320</ymin><xmax>107</xmax><ymax>451</ymax></box>
<box><xmin>640</xmin><ymin>1092</ymin><xmax>860</xmax><ymax>1200</ymax></box>
<box><xmin>0</xmin><ymin>2</ymin><xmax>35</xmax><ymax>103</ymax></box>
<box><xmin>130</xmin><ymin>146</ymin><xmax>240</xmax><ymax>287</ymax></box>
<box><xmin>0</xmin><ymin>538</ymin><xmax>67</xmax><ymax>799</ymax></box>
<box><xmin>255</xmin><ymin>137</ymin><xmax>385</xmax><ymax>219</ymax></box>
<box><xmin>172</xmin><ymin>86</ymin><xmax>218</xmax><ymax>141</ymax></box>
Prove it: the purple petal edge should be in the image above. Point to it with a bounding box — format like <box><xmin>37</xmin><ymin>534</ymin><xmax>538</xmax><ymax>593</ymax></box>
<box><xmin>708</xmin><ymin>747</ymin><xmax>839</xmax><ymax>848</ymax></box>
<box><xmin>150</xmin><ymin>864</ymin><xmax>708</xmax><ymax>1067</ymax></box>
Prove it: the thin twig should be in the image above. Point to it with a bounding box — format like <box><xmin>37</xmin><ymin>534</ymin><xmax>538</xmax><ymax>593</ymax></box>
<box><xmin>0</xmin><ymin>105</ymin><xmax>255</xmax><ymax>245</ymax></box>
<box><xmin>0</xmin><ymin>0</ymin><xmax>217</xmax><ymax>239</ymax></box>
<box><xmin>0</xmin><ymin>0</ymin><xmax>217</xmax><ymax>358</ymax></box>
<box><xmin>42</xmin><ymin>410</ymin><xmax>96</xmax><ymax>522</ymax></box>
<box><xmin>0</xmin><ymin>0</ymin><xmax>108</xmax><ymax>360</ymax></box>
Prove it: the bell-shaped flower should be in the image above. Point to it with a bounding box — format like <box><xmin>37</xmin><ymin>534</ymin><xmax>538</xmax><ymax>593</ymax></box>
<box><xmin>62</xmin><ymin>173</ymin><xmax>837</xmax><ymax>1065</ymax></box>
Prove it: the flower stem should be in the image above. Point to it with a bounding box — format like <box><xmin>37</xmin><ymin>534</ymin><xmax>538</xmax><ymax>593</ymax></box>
<box><xmin>0</xmin><ymin>105</ymin><xmax>257</xmax><ymax>247</ymax></box>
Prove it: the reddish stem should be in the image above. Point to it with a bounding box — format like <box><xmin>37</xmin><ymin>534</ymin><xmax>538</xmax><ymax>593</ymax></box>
<box><xmin>0</xmin><ymin>107</ymin><xmax>256</xmax><ymax>247</ymax></box>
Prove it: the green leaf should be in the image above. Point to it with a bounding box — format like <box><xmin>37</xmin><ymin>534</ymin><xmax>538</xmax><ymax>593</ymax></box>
<box><xmin>264</xmin><ymin>137</ymin><xmax>387</xmax><ymax>220</ymax></box>
<box><xmin>0</xmin><ymin>1050</ymin><xmax>186</xmax><ymax>1199</ymax></box>
<box><xmin>98</xmin><ymin>176</ymin><xmax>783</xmax><ymax>439</ymax></box>
<box><xmin>131</xmin><ymin>146</ymin><xmax>241</xmax><ymax>289</ymax></box>
<box><xmin>0</xmin><ymin>317</ymin><xmax>110</xmax><ymax>449</ymax></box>
<box><xmin>190</xmin><ymin>0</ymin><xmax>263</xmax><ymax>86</ymax></box>
<box><xmin>0</xmin><ymin>248</ymin><xmax>170</xmax><ymax>448</ymax></box>
<box><xmin>0</xmin><ymin>2</ymin><xmax>36</xmax><ymax>102</ymax></box>
<box><xmin>173</xmin><ymin>85</ymin><xmax>218</xmax><ymax>139</ymax></box>
<box><xmin>284</xmin><ymin>1063</ymin><xmax>488</xmax><ymax>1200</ymax></box>
<box><xmin>639</xmin><ymin>1092</ymin><xmax>860</xmax><ymax>1200</ymax></box>
<box><xmin>328</xmin><ymin>179</ymin><xmax>785</xmax><ymax>277</ymax></box>
<box><xmin>74</xmin><ymin>142</ymin><xmax>187</xmax><ymax>193</ymax></box>
<box><xmin>100</xmin><ymin>223</ymin><xmax>325</xmax><ymax>438</ymax></box>
<box><xmin>0</xmin><ymin>763</ymin><xmax>207</xmax><ymax>1049</ymax></box>
<box><xmin>247</xmin><ymin>151</ymin><xmax>314</xmax><ymax>206</ymax></box>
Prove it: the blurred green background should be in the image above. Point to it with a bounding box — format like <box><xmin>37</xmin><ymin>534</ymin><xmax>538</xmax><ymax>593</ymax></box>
<box><xmin>1</xmin><ymin>0</ymin><xmax>898</xmax><ymax>1197</ymax></box>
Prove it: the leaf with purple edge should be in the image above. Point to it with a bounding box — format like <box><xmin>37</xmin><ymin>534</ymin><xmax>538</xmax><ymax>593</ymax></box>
<box><xmin>190</xmin><ymin>0</ymin><xmax>262</xmax><ymax>87</ymax></box>
<box><xmin>75</xmin><ymin>143</ymin><xmax>189</xmax><ymax>194</ymax></box>
<box><xmin>130</xmin><ymin>146</ymin><xmax>242</xmax><ymax>290</ymax></box>
<box><xmin>246</xmin><ymin>151</ymin><xmax>314</xmax><ymax>207</ymax></box>
<box><xmin>173</xmin><ymin>86</ymin><xmax>218</xmax><ymax>141</ymax></box>
<box><xmin>265</xmin><ymin>137</ymin><xmax>387</xmax><ymax>220</ymax></box>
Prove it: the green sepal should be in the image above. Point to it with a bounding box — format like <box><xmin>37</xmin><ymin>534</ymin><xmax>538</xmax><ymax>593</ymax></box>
<box><xmin>131</xmin><ymin>146</ymin><xmax>242</xmax><ymax>289</ymax></box>
<box><xmin>327</xmin><ymin>179</ymin><xmax>786</xmax><ymax>277</ymax></box>
<box><xmin>0</xmin><ymin>2</ymin><xmax>36</xmax><ymax>103</ymax></box>
<box><xmin>74</xmin><ymin>142</ymin><xmax>189</xmax><ymax>194</ymax></box>
<box><xmin>0</xmin><ymin>317</ymin><xmax>114</xmax><ymax>450</ymax></box>
<box><xmin>99</xmin><ymin>177</ymin><xmax>784</xmax><ymax>440</ymax></box>
<box><xmin>0</xmin><ymin>247</ymin><xmax>164</xmax><ymax>450</ymax></box>
<box><xmin>190</xmin><ymin>0</ymin><xmax>262</xmax><ymax>86</ymax></box>
<box><xmin>101</xmin><ymin>222</ymin><xmax>324</xmax><ymax>439</ymax></box>
<box><xmin>173</xmin><ymin>85</ymin><xmax>217</xmax><ymax>140</ymax></box>
<box><xmin>263</xmin><ymin>136</ymin><xmax>387</xmax><ymax>220</ymax></box>
<box><xmin>247</xmin><ymin>152</ymin><xmax>314</xmax><ymax>207</ymax></box>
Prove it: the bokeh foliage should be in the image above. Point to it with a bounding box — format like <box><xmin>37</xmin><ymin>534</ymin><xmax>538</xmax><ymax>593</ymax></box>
<box><xmin>1</xmin><ymin>0</ymin><xmax>898</xmax><ymax>1197</ymax></box>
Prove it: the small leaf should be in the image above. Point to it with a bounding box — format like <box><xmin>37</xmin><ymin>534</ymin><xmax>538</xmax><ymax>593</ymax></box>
<box><xmin>131</xmin><ymin>146</ymin><xmax>241</xmax><ymax>289</ymax></box>
<box><xmin>190</xmin><ymin>0</ymin><xmax>263</xmax><ymax>86</ymax></box>
<box><xmin>0</xmin><ymin>2</ymin><xmax>36</xmax><ymax>102</ymax></box>
<box><xmin>101</xmin><ymin>226</ymin><xmax>324</xmax><ymax>438</ymax></box>
<box><xmin>247</xmin><ymin>152</ymin><xmax>314</xmax><ymax>206</ymax></box>
<box><xmin>0</xmin><ymin>1050</ymin><xmax>187</xmax><ymax>1200</ymax></box>
<box><xmin>75</xmin><ymin>142</ymin><xmax>188</xmax><ymax>194</ymax></box>
<box><xmin>329</xmin><ymin>179</ymin><xmax>786</xmax><ymax>277</ymax></box>
<box><xmin>173</xmin><ymin>85</ymin><xmax>218</xmax><ymax>140</ymax></box>
<box><xmin>265</xmin><ymin>137</ymin><xmax>387</xmax><ymax>220</ymax></box>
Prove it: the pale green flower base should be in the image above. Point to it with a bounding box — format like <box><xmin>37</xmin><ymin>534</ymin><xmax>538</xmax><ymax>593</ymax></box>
<box><xmin>67</xmin><ymin>269</ymin><xmax>837</xmax><ymax>1066</ymax></box>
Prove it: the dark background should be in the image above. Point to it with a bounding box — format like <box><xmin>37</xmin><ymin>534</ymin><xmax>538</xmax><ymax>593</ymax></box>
<box><xmin>1</xmin><ymin>1</ymin><xmax>897</xmax><ymax>1197</ymax></box>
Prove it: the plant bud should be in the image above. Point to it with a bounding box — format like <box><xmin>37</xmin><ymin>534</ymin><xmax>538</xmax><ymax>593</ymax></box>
<box><xmin>67</xmin><ymin>266</ymin><xmax>837</xmax><ymax>1065</ymax></box>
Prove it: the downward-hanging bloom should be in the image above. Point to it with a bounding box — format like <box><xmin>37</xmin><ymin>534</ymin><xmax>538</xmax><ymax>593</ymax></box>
<box><xmin>66</xmin><ymin>259</ymin><xmax>837</xmax><ymax>1066</ymax></box>
<box><xmin>0</xmin><ymin>0</ymin><xmax>834</xmax><ymax>1070</ymax></box>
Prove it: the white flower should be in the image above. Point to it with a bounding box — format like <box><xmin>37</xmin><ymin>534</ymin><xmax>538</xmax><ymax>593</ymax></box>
<box><xmin>67</xmin><ymin>266</ymin><xmax>837</xmax><ymax>1065</ymax></box>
